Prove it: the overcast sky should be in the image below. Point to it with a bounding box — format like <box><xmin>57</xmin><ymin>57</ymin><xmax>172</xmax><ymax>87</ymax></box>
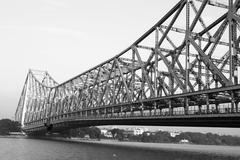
<box><xmin>1</xmin><ymin>0</ymin><xmax>240</xmax><ymax>136</ymax></box>
<box><xmin>0</xmin><ymin>0</ymin><xmax>182</xmax><ymax>119</ymax></box>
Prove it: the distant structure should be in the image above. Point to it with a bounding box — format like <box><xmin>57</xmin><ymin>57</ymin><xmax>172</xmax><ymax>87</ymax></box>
<box><xmin>179</xmin><ymin>139</ymin><xmax>190</xmax><ymax>144</ymax></box>
<box><xmin>170</xmin><ymin>131</ymin><xmax>181</xmax><ymax>137</ymax></box>
<box><xmin>100</xmin><ymin>129</ymin><xmax>113</xmax><ymax>138</ymax></box>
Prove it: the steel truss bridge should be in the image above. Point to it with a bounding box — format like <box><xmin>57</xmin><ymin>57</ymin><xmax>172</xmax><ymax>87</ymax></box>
<box><xmin>16</xmin><ymin>0</ymin><xmax>240</xmax><ymax>135</ymax></box>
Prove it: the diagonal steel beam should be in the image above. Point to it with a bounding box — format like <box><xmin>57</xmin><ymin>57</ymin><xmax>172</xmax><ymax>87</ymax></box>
<box><xmin>190</xmin><ymin>1</ymin><xmax>211</xmax><ymax>38</ymax></box>
<box><xmin>115</xmin><ymin>59</ymin><xmax>132</xmax><ymax>102</ymax></box>
<box><xmin>157</xmin><ymin>27</ymin><xmax>195</xmax><ymax>92</ymax></box>
<box><xmin>190</xmin><ymin>0</ymin><xmax>209</xmax><ymax>32</ymax></box>
<box><xmin>157</xmin><ymin>1</ymin><xmax>186</xmax><ymax>47</ymax></box>
<box><xmin>207</xmin><ymin>21</ymin><xmax>228</xmax><ymax>58</ymax></box>
<box><xmin>156</xmin><ymin>50</ymin><xmax>186</xmax><ymax>92</ymax></box>
<box><xmin>210</xmin><ymin>54</ymin><xmax>230</xmax><ymax>86</ymax></box>
<box><xmin>189</xmin><ymin>37</ymin><xmax>232</xmax><ymax>86</ymax></box>
<box><xmin>199</xmin><ymin>13</ymin><xmax>227</xmax><ymax>36</ymax></box>
<box><xmin>133</xmin><ymin>46</ymin><xmax>154</xmax><ymax>97</ymax></box>
<box><xmin>87</xmin><ymin>68</ymin><xmax>101</xmax><ymax>108</ymax></box>
<box><xmin>188</xmin><ymin>19</ymin><xmax>228</xmax><ymax>85</ymax></box>
<box><xmin>99</xmin><ymin>62</ymin><xmax>115</xmax><ymax>106</ymax></box>
<box><xmin>159</xmin><ymin>25</ymin><xmax>228</xmax><ymax>46</ymax></box>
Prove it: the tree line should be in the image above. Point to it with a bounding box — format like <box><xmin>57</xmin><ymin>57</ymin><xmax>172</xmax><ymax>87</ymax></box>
<box><xmin>67</xmin><ymin>127</ymin><xmax>240</xmax><ymax>146</ymax></box>
<box><xmin>2</xmin><ymin>118</ymin><xmax>240</xmax><ymax>147</ymax></box>
<box><xmin>121</xmin><ymin>130</ymin><xmax>240</xmax><ymax>146</ymax></box>
<box><xmin>0</xmin><ymin>119</ymin><xmax>21</xmax><ymax>135</ymax></box>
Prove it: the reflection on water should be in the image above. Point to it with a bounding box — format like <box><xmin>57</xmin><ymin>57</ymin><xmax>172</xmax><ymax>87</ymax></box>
<box><xmin>0</xmin><ymin>138</ymin><xmax>239</xmax><ymax>160</ymax></box>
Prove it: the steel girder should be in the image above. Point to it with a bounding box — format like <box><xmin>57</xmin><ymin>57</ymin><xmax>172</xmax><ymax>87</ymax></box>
<box><xmin>16</xmin><ymin>0</ymin><xmax>240</xmax><ymax>130</ymax></box>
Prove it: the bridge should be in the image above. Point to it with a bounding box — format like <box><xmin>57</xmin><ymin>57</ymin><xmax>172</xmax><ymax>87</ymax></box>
<box><xmin>15</xmin><ymin>0</ymin><xmax>240</xmax><ymax>135</ymax></box>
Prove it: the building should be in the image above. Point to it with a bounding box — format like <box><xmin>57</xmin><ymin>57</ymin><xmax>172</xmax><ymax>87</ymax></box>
<box><xmin>100</xmin><ymin>129</ymin><xmax>108</xmax><ymax>135</ymax></box>
<box><xmin>100</xmin><ymin>129</ymin><xmax>113</xmax><ymax>138</ymax></box>
<box><xmin>170</xmin><ymin>131</ymin><xmax>181</xmax><ymax>137</ymax></box>
<box><xmin>125</xmin><ymin>127</ymin><xmax>148</xmax><ymax>135</ymax></box>
<box><xmin>179</xmin><ymin>139</ymin><xmax>190</xmax><ymax>144</ymax></box>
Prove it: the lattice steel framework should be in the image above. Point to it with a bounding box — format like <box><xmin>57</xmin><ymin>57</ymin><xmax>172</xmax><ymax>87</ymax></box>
<box><xmin>16</xmin><ymin>0</ymin><xmax>240</xmax><ymax>130</ymax></box>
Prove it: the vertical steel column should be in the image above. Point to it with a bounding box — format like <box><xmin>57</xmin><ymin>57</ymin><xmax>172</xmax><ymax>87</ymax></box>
<box><xmin>229</xmin><ymin>0</ymin><xmax>238</xmax><ymax>84</ymax></box>
<box><xmin>113</xmin><ymin>65</ymin><xmax>116</xmax><ymax>104</ymax></box>
<box><xmin>185</xmin><ymin>0</ymin><xmax>190</xmax><ymax>114</ymax></box>
<box><xmin>229</xmin><ymin>0</ymin><xmax>237</xmax><ymax>112</ymax></box>
<box><xmin>141</xmin><ymin>69</ymin><xmax>145</xmax><ymax>100</ymax></box>
<box><xmin>50</xmin><ymin>88</ymin><xmax>57</xmax><ymax>119</ymax></box>
<box><xmin>236</xmin><ymin>101</ymin><xmax>239</xmax><ymax>113</ymax></box>
<box><xmin>21</xmin><ymin>74</ymin><xmax>29</xmax><ymax>126</ymax></box>
<box><xmin>206</xmin><ymin>94</ymin><xmax>210</xmax><ymax>113</ymax></box>
<box><xmin>215</xmin><ymin>79</ymin><xmax>219</xmax><ymax>113</ymax></box>
<box><xmin>206</xmin><ymin>70</ymin><xmax>210</xmax><ymax>87</ymax></box>
<box><xmin>132</xmin><ymin>50</ymin><xmax>135</xmax><ymax>101</ymax></box>
<box><xmin>154</xmin><ymin>28</ymin><xmax>159</xmax><ymax>115</ymax></box>
<box><xmin>197</xmin><ymin>55</ymin><xmax>202</xmax><ymax>113</ymax></box>
<box><xmin>215</xmin><ymin>102</ymin><xmax>219</xmax><ymax>114</ymax></box>
<box><xmin>169</xmin><ymin>55</ymin><xmax>174</xmax><ymax>115</ymax></box>
<box><xmin>231</xmin><ymin>91</ymin><xmax>235</xmax><ymax>112</ymax></box>
<box><xmin>154</xmin><ymin>28</ymin><xmax>159</xmax><ymax>97</ymax></box>
<box><xmin>46</xmin><ymin>88</ymin><xmax>53</xmax><ymax>119</ymax></box>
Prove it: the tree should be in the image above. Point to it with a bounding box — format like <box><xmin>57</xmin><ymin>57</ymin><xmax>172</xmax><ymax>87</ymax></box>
<box><xmin>88</xmin><ymin>127</ymin><xmax>101</xmax><ymax>139</ymax></box>
<box><xmin>0</xmin><ymin>119</ymin><xmax>21</xmax><ymax>135</ymax></box>
<box><xmin>68</xmin><ymin>127</ymin><xmax>101</xmax><ymax>139</ymax></box>
<box><xmin>110</xmin><ymin>128</ymin><xmax>119</xmax><ymax>138</ymax></box>
<box><xmin>115</xmin><ymin>129</ymin><xmax>124</xmax><ymax>141</ymax></box>
<box><xmin>110</xmin><ymin>128</ymin><xmax>124</xmax><ymax>140</ymax></box>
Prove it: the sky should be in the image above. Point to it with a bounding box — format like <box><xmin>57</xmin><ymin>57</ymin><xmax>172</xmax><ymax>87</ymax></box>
<box><xmin>1</xmin><ymin>0</ymin><xmax>240</xmax><ymax>136</ymax></box>
<box><xmin>0</xmin><ymin>0</ymin><xmax>180</xmax><ymax>119</ymax></box>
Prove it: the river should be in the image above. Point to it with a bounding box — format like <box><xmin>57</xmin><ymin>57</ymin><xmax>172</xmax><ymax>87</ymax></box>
<box><xmin>0</xmin><ymin>137</ymin><xmax>240</xmax><ymax>160</ymax></box>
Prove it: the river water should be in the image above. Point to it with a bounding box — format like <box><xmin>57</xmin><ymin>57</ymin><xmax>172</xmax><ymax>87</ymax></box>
<box><xmin>0</xmin><ymin>137</ymin><xmax>239</xmax><ymax>160</ymax></box>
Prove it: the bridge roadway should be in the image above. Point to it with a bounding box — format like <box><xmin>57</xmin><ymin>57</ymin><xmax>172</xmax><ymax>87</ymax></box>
<box><xmin>23</xmin><ymin>84</ymin><xmax>240</xmax><ymax>135</ymax></box>
<box><xmin>24</xmin><ymin>112</ymin><xmax>240</xmax><ymax>135</ymax></box>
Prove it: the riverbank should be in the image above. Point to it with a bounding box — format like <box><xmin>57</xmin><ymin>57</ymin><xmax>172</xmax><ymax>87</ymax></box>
<box><xmin>0</xmin><ymin>135</ymin><xmax>27</xmax><ymax>138</ymax></box>
<box><xmin>39</xmin><ymin>137</ymin><xmax>240</xmax><ymax>158</ymax></box>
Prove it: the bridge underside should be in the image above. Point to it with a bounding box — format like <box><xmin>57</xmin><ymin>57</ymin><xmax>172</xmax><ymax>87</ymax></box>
<box><xmin>24</xmin><ymin>113</ymin><xmax>240</xmax><ymax>135</ymax></box>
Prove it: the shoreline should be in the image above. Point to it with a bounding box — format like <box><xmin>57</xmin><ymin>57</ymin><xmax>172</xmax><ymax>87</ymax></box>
<box><xmin>37</xmin><ymin>137</ymin><xmax>240</xmax><ymax>158</ymax></box>
<box><xmin>0</xmin><ymin>135</ymin><xmax>27</xmax><ymax>138</ymax></box>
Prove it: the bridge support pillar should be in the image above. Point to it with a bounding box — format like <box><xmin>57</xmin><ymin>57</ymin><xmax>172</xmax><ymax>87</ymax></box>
<box><xmin>111</xmin><ymin>107</ymin><xmax>114</xmax><ymax>117</ymax></box>
<box><xmin>198</xmin><ymin>102</ymin><xmax>202</xmax><ymax>114</ymax></box>
<box><xmin>206</xmin><ymin>94</ymin><xmax>210</xmax><ymax>114</ymax></box>
<box><xmin>215</xmin><ymin>102</ymin><xmax>219</xmax><ymax>114</ymax></box>
<box><xmin>236</xmin><ymin>101</ymin><xmax>239</xmax><ymax>113</ymax></box>
<box><xmin>141</xmin><ymin>106</ymin><xmax>143</xmax><ymax>116</ymax></box>
<box><xmin>154</xmin><ymin>102</ymin><xmax>157</xmax><ymax>116</ymax></box>
<box><xmin>231</xmin><ymin>91</ymin><xmax>236</xmax><ymax>113</ymax></box>
<box><xmin>119</xmin><ymin>106</ymin><xmax>122</xmax><ymax>117</ymax></box>
<box><xmin>184</xmin><ymin>98</ymin><xmax>189</xmax><ymax>115</ymax></box>
<box><xmin>130</xmin><ymin>107</ymin><xmax>134</xmax><ymax>116</ymax></box>
<box><xmin>104</xmin><ymin>108</ymin><xmax>107</xmax><ymax>117</ymax></box>
<box><xmin>169</xmin><ymin>100</ymin><xmax>172</xmax><ymax>116</ymax></box>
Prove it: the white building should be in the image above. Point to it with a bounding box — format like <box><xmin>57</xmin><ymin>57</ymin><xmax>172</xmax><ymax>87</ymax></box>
<box><xmin>100</xmin><ymin>129</ymin><xmax>113</xmax><ymax>138</ymax></box>
<box><xmin>170</xmin><ymin>131</ymin><xmax>181</xmax><ymax>137</ymax></box>
<box><xmin>179</xmin><ymin>139</ymin><xmax>189</xmax><ymax>144</ymax></box>
<box><xmin>100</xmin><ymin>129</ymin><xmax>108</xmax><ymax>135</ymax></box>
<box><xmin>125</xmin><ymin>127</ymin><xmax>148</xmax><ymax>135</ymax></box>
<box><xmin>133</xmin><ymin>128</ymin><xmax>144</xmax><ymax>135</ymax></box>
